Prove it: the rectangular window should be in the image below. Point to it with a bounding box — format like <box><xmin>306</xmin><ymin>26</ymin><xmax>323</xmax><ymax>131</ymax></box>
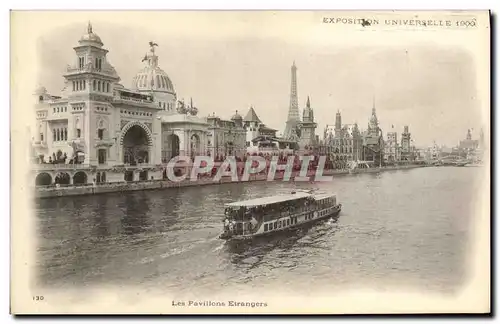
<box><xmin>98</xmin><ymin>129</ymin><xmax>104</xmax><ymax>140</ymax></box>
<box><xmin>98</xmin><ymin>149</ymin><xmax>106</xmax><ymax>164</ymax></box>
<box><xmin>77</xmin><ymin>129</ymin><xmax>81</xmax><ymax>138</ymax></box>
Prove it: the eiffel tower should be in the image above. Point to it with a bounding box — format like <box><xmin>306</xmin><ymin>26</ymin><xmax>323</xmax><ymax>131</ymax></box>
<box><xmin>283</xmin><ymin>61</ymin><xmax>301</xmax><ymax>140</ymax></box>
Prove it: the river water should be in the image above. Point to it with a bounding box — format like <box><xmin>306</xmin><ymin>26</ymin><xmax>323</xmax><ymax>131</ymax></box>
<box><xmin>34</xmin><ymin>166</ymin><xmax>484</xmax><ymax>297</ymax></box>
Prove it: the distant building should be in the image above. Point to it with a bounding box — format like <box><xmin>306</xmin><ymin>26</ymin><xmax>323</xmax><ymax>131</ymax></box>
<box><xmin>361</xmin><ymin>106</ymin><xmax>384</xmax><ymax>166</ymax></box>
<box><xmin>206</xmin><ymin>111</ymin><xmax>246</xmax><ymax>158</ymax></box>
<box><xmin>323</xmin><ymin>110</ymin><xmax>363</xmax><ymax>163</ymax></box>
<box><xmin>384</xmin><ymin>130</ymin><xmax>400</xmax><ymax>162</ymax></box>
<box><xmin>459</xmin><ymin>129</ymin><xmax>479</xmax><ymax>151</ymax></box>
<box><xmin>400</xmin><ymin>126</ymin><xmax>414</xmax><ymax>161</ymax></box>
<box><xmin>241</xmin><ymin>106</ymin><xmax>297</xmax><ymax>154</ymax></box>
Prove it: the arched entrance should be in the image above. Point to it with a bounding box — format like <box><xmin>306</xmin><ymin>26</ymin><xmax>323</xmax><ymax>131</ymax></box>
<box><xmin>73</xmin><ymin>171</ymin><xmax>88</xmax><ymax>185</ymax></box>
<box><xmin>55</xmin><ymin>172</ymin><xmax>70</xmax><ymax>185</ymax></box>
<box><xmin>190</xmin><ymin>134</ymin><xmax>200</xmax><ymax>158</ymax></box>
<box><xmin>35</xmin><ymin>173</ymin><xmax>52</xmax><ymax>186</ymax></box>
<box><xmin>122</xmin><ymin>124</ymin><xmax>151</xmax><ymax>165</ymax></box>
<box><xmin>168</xmin><ymin>134</ymin><xmax>180</xmax><ymax>159</ymax></box>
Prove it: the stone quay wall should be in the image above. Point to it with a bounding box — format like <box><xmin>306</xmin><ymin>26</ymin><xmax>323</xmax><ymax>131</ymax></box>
<box><xmin>33</xmin><ymin>165</ymin><xmax>426</xmax><ymax>199</ymax></box>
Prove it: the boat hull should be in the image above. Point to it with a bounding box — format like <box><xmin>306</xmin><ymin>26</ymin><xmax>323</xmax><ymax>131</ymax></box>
<box><xmin>220</xmin><ymin>204</ymin><xmax>342</xmax><ymax>241</ymax></box>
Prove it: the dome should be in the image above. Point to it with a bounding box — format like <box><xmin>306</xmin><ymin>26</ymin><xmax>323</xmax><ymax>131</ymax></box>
<box><xmin>231</xmin><ymin>110</ymin><xmax>242</xmax><ymax>121</ymax></box>
<box><xmin>132</xmin><ymin>66</ymin><xmax>175</xmax><ymax>94</ymax></box>
<box><xmin>79</xmin><ymin>22</ymin><xmax>103</xmax><ymax>47</ymax></box>
<box><xmin>132</xmin><ymin>45</ymin><xmax>176</xmax><ymax>95</ymax></box>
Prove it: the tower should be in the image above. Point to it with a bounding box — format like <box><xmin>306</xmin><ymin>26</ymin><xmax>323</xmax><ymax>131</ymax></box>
<box><xmin>283</xmin><ymin>61</ymin><xmax>300</xmax><ymax>140</ymax></box>
<box><xmin>401</xmin><ymin>125</ymin><xmax>412</xmax><ymax>160</ymax></box>
<box><xmin>369</xmin><ymin>105</ymin><xmax>379</xmax><ymax>135</ymax></box>
<box><xmin>63</xmin><ymin>22</ymin><xmax>121</xmax><ymax>165</ymax></box>
<box><xmin>298</xmin><ymin>96</ymin><xmax>317</xmax><ymax>149</ymax></box>
<box><xmin>335</xmin><ymin>110</ymin><xmax>342</xmax><ymax>137</ymax></box>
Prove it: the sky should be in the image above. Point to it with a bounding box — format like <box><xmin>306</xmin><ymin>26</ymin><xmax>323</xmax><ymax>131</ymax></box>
<box><xmin>33</xmin><ymin>13</ymin><xmax>486</xmax><ymax>148</ymax></box>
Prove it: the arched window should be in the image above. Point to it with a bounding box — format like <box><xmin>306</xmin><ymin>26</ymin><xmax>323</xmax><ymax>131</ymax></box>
<box><xmin>98</xmin><ymin>81</ymin><xmax>101</xmax><ymax>92</ymax></box>
<box><xmin>83</xmin><ymin>81</ymin><xmax>86</xmax><ymax>90</ymax></box>
<box><xmin>64</xmin><ymin>128</ymin><xmax>68</xmax><ymax>141</ymax></box>
<box><xmin>93</xmin><ymin>80</ymin><xmax>96</xmax><ymax>91</ymax></box>
<box><xmin>163</xmin><ymin>102</ymin><xmax>166</xmax><ymax>109</ymax></box>
<box><xmin>106</xmin><ymin>82</ymin><xmax>110</xmax><ymax>92</ymax></box>
<box><xmin>39</xmin><ymin>95</ymin><xmax>43</xmax><ymax>103</ymax></box>
<box><xmin>156</xmin><ymin>75</ymin><xmax>161</xmax><ymax>88</ymax></box>
<box><xmin>53</xmin><ymin>129</ymin><xmax>56</xmax><ymax>142</ymax></box>
<box><xmin>56</xmin><ymin>129</ymin><xmax>60</xmax><ymax>141</ymax></box>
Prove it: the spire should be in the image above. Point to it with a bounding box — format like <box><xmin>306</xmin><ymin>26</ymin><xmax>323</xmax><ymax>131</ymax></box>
<box><xmin>306</xmin><ymin>96</ymin><xmax>310</xmax><ymax>108</ymax></box>
<box><xmin>87</xmin><ymin>21</ymin><xmax>93</xmax><ymax>34</ymax></box>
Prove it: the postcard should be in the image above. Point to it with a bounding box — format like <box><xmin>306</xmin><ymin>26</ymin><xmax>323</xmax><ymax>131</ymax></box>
<box><xmin>10</xmin><ymin>10</ymin><xmax>490</xmax><ymax>314</ymax></box>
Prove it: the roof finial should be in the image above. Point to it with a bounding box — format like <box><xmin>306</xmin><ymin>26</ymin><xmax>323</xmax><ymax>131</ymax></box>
<box><xmin>87</xmin><ymin>21</ymin><xmax>93</xmax><ymax>34</ymax></box>
<box><xmin>306</xmin><ymin>96</ymin><xmax>310</xmax><ymax>108</ymax></box>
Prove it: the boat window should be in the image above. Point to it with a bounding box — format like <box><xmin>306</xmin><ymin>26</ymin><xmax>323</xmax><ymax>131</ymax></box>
<box><xmin>274</xmin><ymin>222</ymin><xmax>277</xmax><ymax>229</ymax></box>
<box><xmin>264</xmin><ymin>224</ymin><xmax>268</xmax><ymax>231</ymax></box>
<box><xmin>278</xmin><ymin>221</ymin><xmax>281</xmax><ymax>228</ymax></box>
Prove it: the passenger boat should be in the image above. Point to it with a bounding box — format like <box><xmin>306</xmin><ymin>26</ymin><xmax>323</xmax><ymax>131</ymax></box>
<box><xmin>219</xmin><ymin>190</ymin><xmax>342</xmax><ymax>241</ymax></box>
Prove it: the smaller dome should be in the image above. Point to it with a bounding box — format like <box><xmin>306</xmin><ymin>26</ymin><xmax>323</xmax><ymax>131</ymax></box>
<box><xmin>79</xmin><ymin>22</ymin><xmax>103</xmax><ymax>46</ymax></box>
<box><xmin>208</xmin><ymin>112</ymin><xmax>219</xmax><ymax>119</ymax></box>
<box><xmin>34</xmin><ymin>86</ymin><xmax>47</xmax><ymax>95</ymax></box>
<box><xmin>231</xmin><ymin>110</ymin><xmax>242</xmax><ymax>121</ymax></box>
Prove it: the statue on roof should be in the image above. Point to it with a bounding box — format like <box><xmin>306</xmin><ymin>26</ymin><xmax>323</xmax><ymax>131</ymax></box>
<box><xmin>177</xmin><ymin>99</ymin><xmax>187</xmax><ymax>114</ymax></box>
<box><xmin>149</xmin><ymin>41</ymin><xmax>158</xmax><ymax>53</ymax></box>
<box><xmin>187</xmin><ymin>98</ymin><xmax>198</xmax><ymax>116</ymax></box>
